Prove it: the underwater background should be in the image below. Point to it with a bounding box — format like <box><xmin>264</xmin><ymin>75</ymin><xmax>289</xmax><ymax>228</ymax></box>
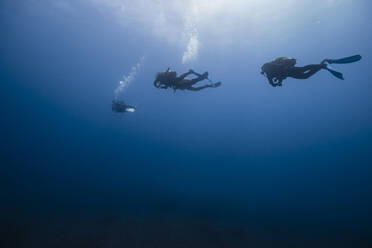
<box><xmin>1</xmin><ymin>0</ymin><xmax>372</xmax><ymax>247</ymax></box>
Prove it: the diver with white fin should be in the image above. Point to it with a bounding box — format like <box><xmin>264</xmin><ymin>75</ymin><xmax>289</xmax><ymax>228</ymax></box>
<box><xmin>261</xmin><ymin>55</ymin><xmax>362</xmax><ymax>87</ymax></box>
<box><xmin>153</xmin><ymin>68</ymin><xmax>221</xmax><ymax>92</ymax></box>
<box><xmin>112</xmin><ymin>100</ymin><xmax>136</xmax><ymax>113</ymax></box>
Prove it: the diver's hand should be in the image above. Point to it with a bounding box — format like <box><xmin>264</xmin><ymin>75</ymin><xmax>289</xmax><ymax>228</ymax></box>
<box><xmin>272</xmin><ymin>77</ymin><xmax>283</xmax><ymax>87</ymax></box>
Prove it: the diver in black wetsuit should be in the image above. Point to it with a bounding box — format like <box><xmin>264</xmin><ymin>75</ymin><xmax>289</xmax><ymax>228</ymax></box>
<box><xmin>153</xmin><ymin>69</ymin><xmax>221</xmax><ymax>91</ymax></box>
<box><xmin>261</xmin><ymin>57</ymin><xmax>328</xmax><ymax>87</ymax></box>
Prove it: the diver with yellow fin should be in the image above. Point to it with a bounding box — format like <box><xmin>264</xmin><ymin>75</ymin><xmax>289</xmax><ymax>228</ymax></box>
<box><xmin>261</xmin><ymin>55</ymin><xmax>362</xmax><ymax>87</ymax></box>
<box><xmin>153</xmin><ymin>68</ymin><xmax>221</xmax><ymax>92</ymax></box>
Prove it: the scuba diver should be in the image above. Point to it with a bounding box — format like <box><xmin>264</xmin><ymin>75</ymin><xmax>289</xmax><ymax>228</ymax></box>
<box><xmin>261</xmin><ymin>55</ymin><xmax>362</xmax><ymax>87</ymax></box>
<box><xmin>112</xmin><ymin>100</ymin><xmax>135</xmax><ymax>113</ymax></box>
<box><xmin>153</xmin><ymin>68</ymin><xmax>221</xmax><ymax>91</ymax></box>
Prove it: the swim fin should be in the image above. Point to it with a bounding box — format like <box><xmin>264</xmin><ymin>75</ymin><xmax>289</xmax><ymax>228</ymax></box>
<box><xmin>325</xmin><ymin>68</ymin><xmax>344</xmax><ymax>80</ymax></box>
<box><xmin>327</xmin><ymin>55</ymin><xmax>362</xmax><ymax>64</ymax></box>
<box><xmin>212</xmin><ymin>82</ymin><xmax>222</xmax><ymax>88</ymax></box>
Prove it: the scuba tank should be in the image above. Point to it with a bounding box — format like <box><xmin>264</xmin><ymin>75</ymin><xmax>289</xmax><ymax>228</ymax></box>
<box><xmin>154</xmin><ymin>69</ymin><xmax>177</xmax><ymax>88</ymax></box>
<box><xmin>261</xmin><ymin>57</ymin><xmax>296</xmax><ymax>77</ymax></box>
<box><xmin>272</xmin><ymin>57</ymin><xmax>297</xmax><ymax>68</ymax></box>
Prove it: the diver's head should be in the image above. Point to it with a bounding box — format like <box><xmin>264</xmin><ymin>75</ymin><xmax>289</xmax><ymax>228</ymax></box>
<box><xmin>261</xmin><ymin>63</ymin><xmax>271</xmax><ymax>76</ymax></box>
<box><xmin>155</xmin><ymin>72</ymin><xmax>165</xmax><ymax>82</ymax></box>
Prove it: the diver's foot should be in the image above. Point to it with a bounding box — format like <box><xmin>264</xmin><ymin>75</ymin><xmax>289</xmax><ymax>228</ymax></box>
<box><xmin>202</xmin><ymin>72</ymin><xmax>209</xmax><ymax>79</ymax></box>
<box><xmin>211</xmin><ymin>82</ymin><xmax>221</xmax><ymax>88</ymax></box>
<box><xmin>320</xmin><ymin>59</ymin><xmax>329</xmax><ymax>69</ymax></box>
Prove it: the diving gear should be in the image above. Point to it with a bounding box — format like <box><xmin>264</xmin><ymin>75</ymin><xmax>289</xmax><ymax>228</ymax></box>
<box><xmin>325</xmin><ymin>67</ymin><xmax>344</xmax><ymax>80</ymax></box>
<box><xmin>211</xmin><ymin>82</ymin><xmax>222</xmax><ymax>88</ymax></box>
<box><xmin>326</xmin><ymin>55</ymin><xmax>362</xmax><ymax>64</ymax></box>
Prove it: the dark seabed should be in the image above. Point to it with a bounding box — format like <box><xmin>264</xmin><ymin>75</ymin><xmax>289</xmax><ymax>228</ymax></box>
<box><xmin>1</xmin><ymin>1</ymin><xmax>372</xmax><ymax>247</ymax></box>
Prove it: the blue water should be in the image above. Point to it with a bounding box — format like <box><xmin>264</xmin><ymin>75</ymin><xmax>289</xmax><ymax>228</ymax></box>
<box><xmin>1</xmin><ymin>1</ymin><xmax>372</xmax><ymax>247</ymax></box>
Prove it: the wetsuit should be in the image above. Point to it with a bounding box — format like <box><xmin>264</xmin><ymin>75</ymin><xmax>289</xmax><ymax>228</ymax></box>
<box><xmin>263</xmin><ymin>62</ymin><xmax>326</xmax><ymax>87</ymax></box>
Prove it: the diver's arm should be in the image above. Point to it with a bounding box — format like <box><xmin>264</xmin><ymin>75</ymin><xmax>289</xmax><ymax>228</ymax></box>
<box><xmin>154</xmin><ymin>79</ymin><xmax>168</xmax><ymax>88</ymax></box>
<box><xmin>274</xmin><ymin>77</ymin><xmax>283</xmax><ymax>86</ymax></box>
<box><xmin>268</xmin><ymin>76</ymin><xmax>277</xmax><ymax>87</ymax></box>
<box><xmin>268</xmin><ymin>76</ymin><xmax>282</xmax><ymax>87</ymax></box>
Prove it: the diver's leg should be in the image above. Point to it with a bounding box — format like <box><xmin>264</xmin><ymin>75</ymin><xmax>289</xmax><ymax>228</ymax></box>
<box><xmin>189</xmin><ymin>71</ymin><xmax>208</xmax><ymax>79</ymax></box>
<box><xmin>177</xmin><ymin>70</ymin><xmax>207</xmax><ymax>81</ymax></box>
<box><xmin>290</xmin><ymin>64</ymin><xmax>324</xmax><ymax>79</ymax></box>
<box><xmin>301</xmin><ymin>64</ymin><xmax>324</xmax><ymax>78</ymax></box>
<box><xmin>177</xmin><ymin>71</ymin><xmax>193</xmax><ymax>81</ymax></box>
<box><xmin>188</xmin><ymin>85</ymin><xmax>211</xmax><ymax>91</ymax></box>
<box><xmin>189</xmin><ymin>77</ymin><xmax>206</xmax><ymax>86</ymax></box>
<box><xmin>188</xmin><ymin>82</ymin><xmax>221</xmax><ymax>91</ymax></box>
<box><xmin>181</xmin><ymin>72</ymin><xmax>214</xmax><ymax>88</ymax></box>
<box><xmin>177</xmin><ymin>71</ymin><xmax>209</xmax><ymax>85</ymax></box>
